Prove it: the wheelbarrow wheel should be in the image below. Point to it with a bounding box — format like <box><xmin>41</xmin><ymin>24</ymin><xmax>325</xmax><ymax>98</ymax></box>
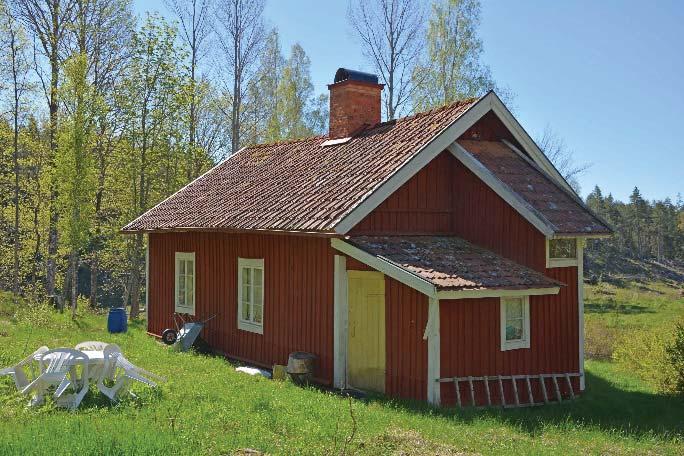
<box><xmin>161</xmin><ymin>329</ymin><xmax>178</xmax><ymax>345</ymax></box>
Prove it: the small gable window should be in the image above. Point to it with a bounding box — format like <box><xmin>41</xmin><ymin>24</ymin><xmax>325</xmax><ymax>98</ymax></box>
<box><xmin>238</xmin><ymin>258</ymin><xmax>264</xmax><ymax>334</ymax></box>
<box><xmin>546</xmin><ymin>238</ymin><xmax>578</xmax><ymax>268</ymax></box>
<box><xmin>500</xmin><ymin>296</ymin><xmax>530</xmax><ymax>351</ymax></box>
<box><xmin>175</xmin><ymin>252</ymin><xmax>195</xmax><ymax>315</ymax></box>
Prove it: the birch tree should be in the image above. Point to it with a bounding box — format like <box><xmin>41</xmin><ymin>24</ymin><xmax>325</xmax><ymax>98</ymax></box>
<box><xmin>348</xmin><ymin>0</ymin><xmax>425</xmax><ymax>120</ymax></box>
<box><xmin>412</xmin><ymin>0</ymin><xmax>496</xmax><ymax>110</ymax></box>
<box><xmin>0</xmin><ymin>3</ymin><xmax>32</xmax><ymax>302</ymax></box>
<box><xmin>15</xmin><ymin>0</ymin><xmax>78</xmax><ymax>298</ymax></box>
<box><xmin>216</xmin><ymin>0</ymin><xmax>265</xmax><ymax>154</ymax></box>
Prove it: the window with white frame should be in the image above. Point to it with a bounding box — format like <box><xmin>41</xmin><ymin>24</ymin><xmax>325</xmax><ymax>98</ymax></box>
<box><xmin>546</xmin><ymin>238</ymin><xmax>578</xmax><ymax>268</ymax></box>
<box><xmin>175</xmin><ymin>252</ymin><xmax>195</xmax><ymax>315</ymax></box>
<box><xmin>500</xmin><ymin>296</ymin><xmax>530</xmax><ymax>351</ymax></box>
<box><xmin>238</xmin><ymin>258</ymin><xmax>264</xmax><ymax>334</ymax></box>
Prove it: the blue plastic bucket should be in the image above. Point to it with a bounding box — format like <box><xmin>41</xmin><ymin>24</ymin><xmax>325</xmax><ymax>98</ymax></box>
<box><xmin>107</xmin><ymin>308</ymin><xmax>128</xmax><ymax>333</ymax></box>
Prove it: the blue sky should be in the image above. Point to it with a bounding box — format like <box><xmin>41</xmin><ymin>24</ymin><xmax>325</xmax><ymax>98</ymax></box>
<box><xmin>135</xmin><ymin>0</ymin><xmax>684</xmax><ymax>202</ymax></box>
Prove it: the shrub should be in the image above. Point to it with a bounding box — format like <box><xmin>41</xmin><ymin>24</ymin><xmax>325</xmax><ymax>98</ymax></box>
<box><xmin>613</xmin><ymin>325</ymin><xmax>675</xmax><ymax>392</ymax></box>
<box><xmin>584</xmin><ymin>319</ymin><xmax>619</xmax><ymax>360</ymax></box>
<box><xmin>665</xmin><ymin>322</ymin><xmax>684</xmax><ymax>394</ymax></box>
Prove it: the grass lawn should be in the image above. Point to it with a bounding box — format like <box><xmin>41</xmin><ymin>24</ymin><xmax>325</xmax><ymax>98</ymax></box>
<box><xmin>0</xmin><ymin>296</ymin><xmax>683</xmax><ymax>455</ymax></box>
<box><xmin>585</xmin><ymin>279</ymin><xmax>684</xmax><ymax>330</ymax></box>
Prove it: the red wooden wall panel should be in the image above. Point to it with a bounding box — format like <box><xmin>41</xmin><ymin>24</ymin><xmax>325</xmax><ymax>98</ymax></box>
<box><xmin>384</xmin><ymin>277</ymin><xmax>428</xmax><ymax>401</ymax></box>
<box><xmin>439</xmin><ymin>267</ymin><xmax>579</xmax><ymax>407</ymax></box>
<box><xmin>148</xmin><ymin>232</ymin><xmax>335</xmax><ymax>383</ymax></box>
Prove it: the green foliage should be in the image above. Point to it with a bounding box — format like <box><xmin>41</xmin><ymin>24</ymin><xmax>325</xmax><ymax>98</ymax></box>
<box><xmin>613</xmin><ymin>325</ymin><xmax>675</xmax><ymax>393</ymax></box>
<box><xmin>412</xmin><ymin>0</ymin><xmax>496</xmax><ymax>110</ymax></box>
<box><xmin>56</xmin><ymin>53</ymin><xmax>97</xmax><ymax>252</ymax></box>
<box><xmin>665</xmin><ymin>323</ymin><xmax>684</xmax><ymax>394</ymax></box>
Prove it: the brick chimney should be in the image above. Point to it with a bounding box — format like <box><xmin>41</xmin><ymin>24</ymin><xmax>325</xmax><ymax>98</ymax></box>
<box><xmin>328</xmin><ymin>68</ymin><xmax>384</xmax><ymax>139</ymax></box>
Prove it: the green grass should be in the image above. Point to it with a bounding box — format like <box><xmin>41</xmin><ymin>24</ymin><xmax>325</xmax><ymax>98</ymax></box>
<box><xmin>585</xmin><ymin>280</ymin><xmax>684</xmax><ymax>330</ymax></box>
<box><xmin>0</xmin><ymin>297</ymin><xmax>683</xmax><ymax>455</ymax></box>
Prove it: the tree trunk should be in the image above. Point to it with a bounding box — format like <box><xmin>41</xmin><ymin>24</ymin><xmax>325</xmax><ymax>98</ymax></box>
<box><xmin>46</xmin><ymin>45</ymin><xmax>60</xmax><ymax>298</ymax></box>
<box><xmin>12</xmin><ymin>73</ymin><xmax>20</xmax><ymax>303</ymax></box>
<box><xmin>90</xmin><ymin>252</ymin><xmax>98</xmax><ymax>308</ymax></box>
<box><xmin>70</xmin><ymin>250</ymin><xmax>78</xmax><ymax>319</ymax></box>
<box><xmin>129</xmin><ymin>233</ymin><xmax>143</xmax><ymax>319</ymax></box>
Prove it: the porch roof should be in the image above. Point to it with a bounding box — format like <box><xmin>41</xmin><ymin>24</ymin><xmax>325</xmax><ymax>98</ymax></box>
<box><xmin>345</xmin><ymin>236</ymin><xmax>564</xmax><ymax>293</ymax></box>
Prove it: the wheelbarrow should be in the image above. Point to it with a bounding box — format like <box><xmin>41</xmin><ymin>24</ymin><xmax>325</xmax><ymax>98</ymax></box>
<box><xmin>161</xmin><ymin>313</ymin><xmax>216</xmax><ymax>352</ymax></box>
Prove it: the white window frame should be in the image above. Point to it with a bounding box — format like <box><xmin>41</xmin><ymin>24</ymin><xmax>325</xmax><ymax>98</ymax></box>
<box><xmin>237</xmin><ymin>258</ymin><xmax>264</xmax><ymax>335</ymax></box>
<box><xmin>546</xmin><ymin>238</ymin><xmax>579</xmax><ymax>268</ymax></box>
<box><xmin>500</xmin><ymin>296</ymin><xmax>530</xmax><ymax>351</ymax></box>
<box><xmin>175</xmin><ymin>252</ymin><xmax>196</xmax><ymax>315</ymax></box>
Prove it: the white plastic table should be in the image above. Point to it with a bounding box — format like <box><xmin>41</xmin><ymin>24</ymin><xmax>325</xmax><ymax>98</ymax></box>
<box><xmin>30</xmin><ymin>351</ymin><xmax>107</xmax><ymax>406</ymax></box>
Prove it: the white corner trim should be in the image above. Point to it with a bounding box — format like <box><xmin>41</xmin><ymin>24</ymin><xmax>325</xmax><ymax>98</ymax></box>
<box><xmin>437</xmin><ymin>287</ymin><xmax>559</xmax><ymax>300</ymax></box>
<box><xmin>488</xmin><ymin>95</ymin><xmax>578</xmax><ymax>198</ymax></box>
<box><xmin>578</xmin><ymin>239</ymin><xmax>586</xmax><ymax>390</ymax></box>
<box><xmin>500</xmin><ymin>296</ymin><xmax>531</xmax><ymax>351</ymax></box>
<box><xmin>425</xmin><ymin>297</ymin><xmax>440</xmax><ymax>406</ymax></box>
<box><xmin>447</xmin><ymin>142</ymin><xmax>556</xmax><ymax>237</ymax></box>
<box><xmin>333</xmin><ymin>255</ymin><xmax>348</xmax><ymax>389</ymax></box>
<box><xmin>330</xmin><ymin>238</ymin><xmax>437</xmax><ymax>298</ymax></box>
<box><xmin>334</xmin><ymin>94</ymin><xmax>495</xmax><ymax>234</ymax></box>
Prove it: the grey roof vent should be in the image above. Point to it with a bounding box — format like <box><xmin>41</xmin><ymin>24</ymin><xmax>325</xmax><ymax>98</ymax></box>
<box><xmin>334</xmin><ymin>68</ymin><xmax>379</xmax><ymax>85</ymax></box>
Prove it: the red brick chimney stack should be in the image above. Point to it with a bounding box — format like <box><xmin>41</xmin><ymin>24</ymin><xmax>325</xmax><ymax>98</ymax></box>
<box><xmin>328</xmin><ymin>68</ymin><xmax>384</xmax><ymax>139</ymax></box>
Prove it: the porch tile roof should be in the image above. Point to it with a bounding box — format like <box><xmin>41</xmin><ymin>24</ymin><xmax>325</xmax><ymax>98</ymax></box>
<box><xmin>347</xmin><ymin>235</ymin><xmax>564</xmax><ymax>292</ymax></box>
<box><xmin>458</xmin><ymin>140</ymin><xmax>611</xmax><ymax>236</ymax></box>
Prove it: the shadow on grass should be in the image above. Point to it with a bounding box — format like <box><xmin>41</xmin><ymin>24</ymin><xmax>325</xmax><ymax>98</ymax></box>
<box><xmin>364</xmin><ymin>370</ymin><xmax>684</xmax><ymax>440</ymax></box>
<box><xmin>585</xmin><ymin>303</ymin><xmax>655</xmax><ymax>315</ymax></box>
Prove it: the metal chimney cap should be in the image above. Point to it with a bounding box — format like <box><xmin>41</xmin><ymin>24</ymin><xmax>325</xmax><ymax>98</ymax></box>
<box><xmin>334</xmin><ymin>68</ymin><xmax>379</xmax><ymax>85</ymax></box>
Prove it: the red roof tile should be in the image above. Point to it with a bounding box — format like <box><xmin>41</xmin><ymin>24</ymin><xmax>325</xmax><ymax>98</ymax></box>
<box><xmin>123</xmin><ymin>99</ymin><xmax>478</xmax><ymax>233</ymax></box>
<box><xmin>347</xmin><ymin>236</ymin><xmax>564</xmax><ymax>291</ymax></box>
<box><xmin>458</xmin><ymin>140</ymin><xmax>612</xmax><ymax>235</ymax></box>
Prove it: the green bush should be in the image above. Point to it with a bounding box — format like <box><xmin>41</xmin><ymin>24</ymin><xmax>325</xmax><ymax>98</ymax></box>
<box><xmin>665</xmin><ymin>323</ymin><xmax>684</xmax><ymax>394</ymax></box>
<box><xmin>584</xmin><ymin>319</ymin><xmax>619</xmax><ymax>360</ymax></box>
<box><xmin>613</xmin><ymin>325</ymin><xmax>675</xmax><ymax>393</ymax></box>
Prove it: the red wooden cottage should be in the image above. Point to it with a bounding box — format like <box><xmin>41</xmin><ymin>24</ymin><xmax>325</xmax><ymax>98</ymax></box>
<box><xmin>123</xmin><ymin>68</ymin><xmax>611</xmax><ymax>407</ymax></box>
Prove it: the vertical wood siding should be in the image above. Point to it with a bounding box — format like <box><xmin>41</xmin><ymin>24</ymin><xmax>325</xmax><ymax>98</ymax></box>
<box><xmin>349</xmin><ymin>151</ymin><xmax>455</xmax><ymax>235</ymax></box>
<box><xmin>148</xmin><ymin>232</ymin><xmax>334</xmax><ymax>383</ymax></box>
<box><xmin>439</xmin><ymin>267</ymin><xmax>579</xmax><ymax>407</ymax></box>
<box><xmin>385</xmin><ymin>277</ymin><xmax>428</xmax><ymax>401</ymax></box>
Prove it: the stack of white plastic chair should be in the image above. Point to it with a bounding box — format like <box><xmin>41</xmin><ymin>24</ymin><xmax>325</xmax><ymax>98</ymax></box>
<box><xmin>0</xmin><ymin>346</ymin><xmax>49</xmax><ymax>404</ymax></box>
<box><xmin>97</xmin><ymin>344</ymin><xmax>164</xmax><ymax>401</ymax></box>
<box><xmin>74</xmin><ymin>341</ymin><xmax>109</xmax><ymax>351</ymax></box>
<box><xmin>20</xmin><ymin>348</ymin><xmax>90</xmax><ymax>410</ymax></box>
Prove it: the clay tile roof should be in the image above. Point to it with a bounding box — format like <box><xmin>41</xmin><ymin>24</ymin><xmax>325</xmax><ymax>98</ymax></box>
<box><xmin>122</xmin><ymin>98</ymin><xmax>479</xmax><ymax>233</ymax></box>
<box><xmin>458</xmin><ymin>140</ymin><xmax>612</xmax><ymax>236</ymax></box>
<box><xmin>347</xmin><ymin>236</ymin><xmax>564</xmax><ymax>291</ymax></box>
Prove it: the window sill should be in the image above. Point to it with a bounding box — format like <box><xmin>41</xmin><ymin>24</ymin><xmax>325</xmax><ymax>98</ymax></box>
<box><xmin>501</xmin><ymin>340</ymin><xmax>530</xmax><ymax>351</ymax></box>
<box><xmin>546</xmin><ymin>258</ymin><xmax>578</xmax><ymax>268</ymax></box>
<box><xmin>238</xmin><ymin>320</ymin><xmax>263</xmax><ymax>335</ymax></box>
<box><xmin>175</xmin><ymin>306</ymin><xmax>195</xmax><ymax>316</ymax></box>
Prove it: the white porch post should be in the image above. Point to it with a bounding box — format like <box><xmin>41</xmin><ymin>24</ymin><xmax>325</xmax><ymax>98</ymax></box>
<box><xmin>333</xmin><ymin>255</ymin><xmax>348</xmax><ymax>389</ymax></box>
<box><xmin>578</xmin><ymin>239</ymin><xmax>585</xmax><ymax>391</ymax></box>
<box><xmin>425</xmin><ymin>297</ymin><xmax>440</xmax><ymax>405</ymax></box>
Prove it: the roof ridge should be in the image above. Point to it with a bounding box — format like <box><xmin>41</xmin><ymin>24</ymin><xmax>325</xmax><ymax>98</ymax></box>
<box><xmin>247</xmin><ymin>134</ymin><xmax>326</xmax><ymax>149</ymax></box>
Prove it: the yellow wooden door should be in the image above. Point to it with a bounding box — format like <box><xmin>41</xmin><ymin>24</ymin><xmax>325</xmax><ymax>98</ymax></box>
<box><xmin>347</xmin><ymin>271</ymin><xmax>386</xmax><ymax>393</ymax></box>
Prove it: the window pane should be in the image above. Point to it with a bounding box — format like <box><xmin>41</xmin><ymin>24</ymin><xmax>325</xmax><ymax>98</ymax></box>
<box><xmin>242</xmin><ymin>284</ymin><xmax>250</xmax><ymax>302</ymax></box>
<box><xmin>179</xmin><ymin>260</ymin><xmax>186</xmax><ymax>275</ymax></box>
<box><xmin>241</xmin><ymin>301</ymin><xmax>250</xmax><ymax>320</ymax></box>
<box><xmin>549</xmin><ymin>239</ymin><xmax>577</xmax><ymax>259</ymax></box>
<box><xmin>254</xmin><ymin>286</ymin><xmax>263</xmax><ymax>306</ymax></box>
<box><xmin>253</xmin><ymin>304</ymin><xmax>262</xmax><ymax>323</ymax></box>
<box><xmin>254</xmin><ymin>268</ymin><xmax>263</xmax><ymax>286</ymax></box>
<box><xmin>178</xmin><ymin>289</ymin><xmax>185</xmax><ymax>308</ymax></box>
<box><xmin>187</xmin><ymin>260</ymin><xmax>194</xmax><ymax>276</ymax></box>
<box><xmin>506</xmin><ymin>300</ymin><xmax>523</xmax><ymax>319</ymax></box>
<box><xmin>506</xmin><ymin>318</ymin><xmax>523</xmax><ymax>341</ymax></box>
<box><xmin>186</xmin><ymin>276</ymin><xmax>194</xmax><ymax>305</ymax></box>
<box><xmin>242</xmin><ymin>267</ymin><xmax>251</xmax><ymax>286</ymax></box>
